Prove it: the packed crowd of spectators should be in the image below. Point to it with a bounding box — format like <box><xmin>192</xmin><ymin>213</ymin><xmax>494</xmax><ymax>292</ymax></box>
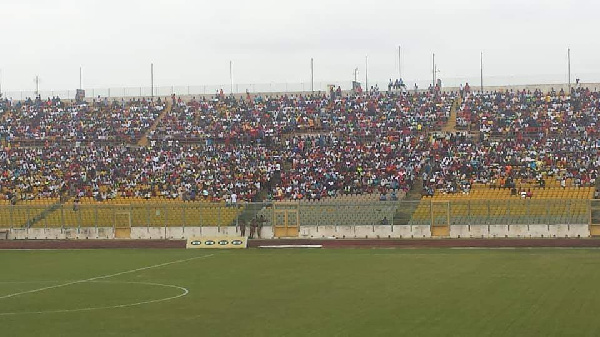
<box><xmin>149</xmin><ymin>91</ymin><xmax>453</xmax><ymax>142</ymax></box>
<box><xmin>0</xmin><ymin>96</ymin><xmax>164</xmax><ymax>143</ymax></box>
<box><xmin>0</xmin><ymin>90</ymin><xmax>454</xmax><ymax>202</ymax></box>
<box><xmin>421</xmin><ymin>132</ymin><xmax>600</xmax><ymax>195</ymax></box>
<box><xmin>458</xmin><ymin>87</ymin><xmax>600</xmax><ymax>140</ymax></box>
<box><xmin>0</xmin><ymin>142</ymin><xmax>277</xmax><ymax>203</ymax></box>
<box><xmin>1</xmin><ymin>86</ymin><xmax>597</xmax><ymax>203</ymax></box>
<box><xmin>272</xmin><ymin>134</ymin><xmax>424</xmax><ymax>200</ymax></box>
<box><xmin>424</xmin><ymin>87</ymin><xmax>600</xmax><ymax>195</ymax></box>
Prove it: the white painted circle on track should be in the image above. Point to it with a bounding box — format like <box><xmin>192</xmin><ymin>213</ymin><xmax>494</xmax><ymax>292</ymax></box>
<box><xmin>0</xmin><ymin>281</ymin><xmax>189</xmax><ymax>316</ymax></box>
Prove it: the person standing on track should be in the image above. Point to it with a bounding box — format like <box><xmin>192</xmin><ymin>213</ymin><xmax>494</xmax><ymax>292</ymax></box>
<box><xmin>257</xmin><ymin>215</ymin><xmax>266</xmax><ymax>238</ymax></box>
<box><xmin>249</xmin><ymin>218</ymin><xmax>257</xmax><ymax>239</ymax></box>
<box><xmin>238</xmin><ymin>219</ymin><xmax>246</xmax><ymax>237</ymax></box>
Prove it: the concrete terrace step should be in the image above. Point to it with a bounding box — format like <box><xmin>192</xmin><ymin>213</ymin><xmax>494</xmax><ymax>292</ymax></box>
<box><xmin>138</xmin><ymin>100</ymin><xmax>172</xmax><ymax>147</ymax></box>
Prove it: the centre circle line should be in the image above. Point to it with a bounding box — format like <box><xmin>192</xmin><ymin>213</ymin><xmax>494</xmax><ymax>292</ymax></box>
<box><xmin>0</xmin><ymin>253</ymin><xmax>213</xmax><ymax>300</ymax></box>
<box><xmin>0</xmin><ymin>280</ymin><xmax>189</xmax><ymax>316</ymax></box>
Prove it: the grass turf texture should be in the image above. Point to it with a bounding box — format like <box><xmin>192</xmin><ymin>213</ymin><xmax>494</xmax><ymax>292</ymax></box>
<box><xmin>2</xmin><ymin>249</ymin><xmax>600</xmax><ymax>336</ymax></box>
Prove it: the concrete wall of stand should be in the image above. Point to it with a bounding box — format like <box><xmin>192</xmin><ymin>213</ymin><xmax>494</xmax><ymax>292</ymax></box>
<box><xmin>5</xmin><ymin>224</ymin><xmax>590</xmax><ymax>240</ymax></box>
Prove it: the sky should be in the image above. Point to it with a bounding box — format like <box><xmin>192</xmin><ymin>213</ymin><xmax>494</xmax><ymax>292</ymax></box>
<box><xmin>1</xmin><ymin>0</ymin><xmax>598</xmax><ymax>92</ymax></box>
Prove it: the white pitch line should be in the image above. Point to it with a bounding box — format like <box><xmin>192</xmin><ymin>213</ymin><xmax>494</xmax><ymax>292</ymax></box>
<box><xmin>0</xmin><ymin>281</ymin><xmax>189</xmax><ymax>316</ymax></box>
<box><xmin>0</xmin><ymin>281</ymin><xmax>77</xmax><ymax>284</ymax></box>
<box><xmin>0</xmin><ymin>253</ymin><xmax>214</xmax><ymax>300</ymax></box>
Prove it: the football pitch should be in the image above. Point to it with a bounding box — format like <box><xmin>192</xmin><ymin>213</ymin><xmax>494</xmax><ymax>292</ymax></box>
<box><xmin>3</xmin><ymin>248</ymin><xmax>600</xmax><ymax>336</ymax></box>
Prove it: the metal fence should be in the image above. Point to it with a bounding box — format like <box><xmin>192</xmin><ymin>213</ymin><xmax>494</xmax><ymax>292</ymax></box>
<box><xmin>0</xmin><ymin>79</ymin><xmax>456</xmax><ymax>100</ymax></box>
<box><xmin>4</xmin><ymin>74</ymin><xmax>600</xmax><ymax>101</ymax></box>
<box><xmin>0</xmin><ymin>199</ymin><xmax>593</xmax><ymax>229</ymax></box>
<box><xmin>405</xmin><ymin>199</ymin><xmax>591</xmax><ymax>226</ymax></box>
<box><xmin>1</xmin><ymin>81</ymin><xmax>370</xmax><ymax>101</ymax></box>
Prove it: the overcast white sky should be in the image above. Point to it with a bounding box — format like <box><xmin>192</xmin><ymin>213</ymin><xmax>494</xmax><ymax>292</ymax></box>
<box><xmin>1</xmin><ymin>0</ymin><xmax>598</xmax><ymax>91</ymax></box>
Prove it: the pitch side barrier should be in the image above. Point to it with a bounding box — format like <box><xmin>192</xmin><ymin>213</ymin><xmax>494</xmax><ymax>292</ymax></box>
<box><xmin>0</xmin><ymin>199</ymin><xmax>595</xmax><ymax>239</ymax></box>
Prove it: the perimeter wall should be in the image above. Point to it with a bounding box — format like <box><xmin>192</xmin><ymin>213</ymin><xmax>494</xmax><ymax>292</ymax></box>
<box><xmin>3</xmin><ymin>224</ymin><xmax>589</xmax><ymax>240</ymax></box>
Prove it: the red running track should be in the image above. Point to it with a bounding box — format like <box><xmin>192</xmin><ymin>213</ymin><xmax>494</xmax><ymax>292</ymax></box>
<box><xmin>248</xmin><ymin>238</ymin><xmax>600</xmax><ymax>248</ymax></box>
<box><xmin>1</xmin><ymin>238</ymin><xmax>600</xmax><ymax>249</ymax></box>
<box><xmin>0</xmin><ymin>240</ymin><xmax>186</xmax><ymax>249</ymax></box>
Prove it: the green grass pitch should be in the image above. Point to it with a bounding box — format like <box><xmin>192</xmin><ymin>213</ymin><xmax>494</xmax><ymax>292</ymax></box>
<box><xmin>2</xmin><ymin>248</ymin><xmax>600</xmax><ymax>336</ymax></box>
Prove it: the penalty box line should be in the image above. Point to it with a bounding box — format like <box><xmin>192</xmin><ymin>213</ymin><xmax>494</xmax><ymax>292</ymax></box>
<box><xmin>0</xmin><ymin>253</ymin><xmax>215</xmax><ymax>300</ymax></box>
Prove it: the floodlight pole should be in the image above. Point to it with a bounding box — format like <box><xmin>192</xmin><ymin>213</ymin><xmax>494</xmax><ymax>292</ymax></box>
<box><xmin>432</xmin><ymin>53</ymin><xmax>436</xmax><ymax>87</ymax></box>
<box><xmin>480</xmin><ymin>52</ymin><xmax>483</xmax><ymax>92</ymax></box>
<box><xmin>230</xmin><ymin>60</ymin><xmax>233</xmax><ymax>94</ymax></box>
<box><xmin>398</xmin><ymin>46</ymin><xmax>401</xmax><ymax>79</ymax></box>
<box><xmin>365</xmin><ymin>55</ymin><xmax>368</xmax><ymax>90</ymax></box>
<box><xmin>151</xmin><ymin>63</ymin><xmax>154</xmax><ymax>98</ymax></box>
<box><xmin>568</xmin><ymin>48</ymin><xmax>571</xmax><ymax>92</ymax></box>
<box><xmin>310</xmin><ymin>58</ymin><xmax>314</xmax><ymax>92</ymax></box>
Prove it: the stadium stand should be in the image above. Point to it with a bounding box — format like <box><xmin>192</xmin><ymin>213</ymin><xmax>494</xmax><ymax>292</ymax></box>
<box><xmin>0</xmin><ymin>86</ymin><xmax>598</xmax><ymax>231</ymax></box>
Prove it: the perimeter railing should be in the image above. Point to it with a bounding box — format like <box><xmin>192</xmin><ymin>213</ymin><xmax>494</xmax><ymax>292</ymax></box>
<box><xmin>0</xmin><ymin>199</ymin><xmax>593</xmax><ymax>230</ymax></box>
